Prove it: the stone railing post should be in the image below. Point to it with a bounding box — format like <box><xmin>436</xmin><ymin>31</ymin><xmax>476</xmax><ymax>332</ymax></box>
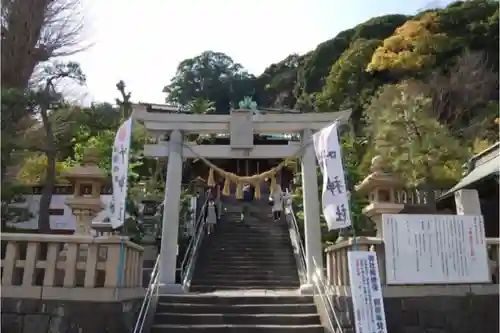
<box><xmin>354</xmin><ymin>155</ymin><xmax>405</xmax><ymax>238</ymax></box>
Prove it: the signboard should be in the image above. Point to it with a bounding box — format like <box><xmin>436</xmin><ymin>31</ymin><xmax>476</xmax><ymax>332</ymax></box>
<box><xmin>382</xmin><ymin>214</ymin><xmax>489</xmax><ymax>284</ymax></box>
<box><xmin>348</xmin><ymin>251</ymin><xmax>387</xmax><ymax>333</ymax></box>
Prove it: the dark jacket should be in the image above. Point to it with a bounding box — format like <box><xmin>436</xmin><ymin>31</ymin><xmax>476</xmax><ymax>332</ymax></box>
<box><xmin>242</xmin><ymin>185</ymin><xmax>254</xmax><ymax>202</ymax></box>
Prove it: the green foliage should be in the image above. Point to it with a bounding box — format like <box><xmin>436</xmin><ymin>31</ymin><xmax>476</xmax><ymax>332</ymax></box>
<box><xmin>70</xmin><ymin>120</ymin><xmax>147</xmax><ymax>180</ymax></box>
<box><xmin>367</xmin><ymin>1</ymin><xmax>499</xmax><ymax>76</ymax></box>
<box><xmin>254</xmin><ymin>54</ymin><xmax>303</xmax><ymax>107</ymax></box>
<box><xmin>367</xmin><ymin>12</ymin><xmax>451</xmax><ymax>74</ymax></box>
<box><xmin>315</xmin><ymin>39</ymin><xmax>384</xmax><ymax>132</ymax></box>
<box><xmin>365</xmin><ymin>81</ymin><xmax>467</xmax><ymax>187</ymax></box>
<box><xmin>16</xmin><ymin>153</ymin><xmax>71</xmax><ymax>184</ymax></box>
<box><xmin>1</xmin><ymin>183</ymin><xmax>33</xmax><ymax>230</ymax></box>
<box><xmin>185</xmin><ymin>98</ymin><xmax>216</xmax><ymax>114</ymax></box>
<box><xmin>163</xmin><ymin>51</ymin><xmax>255</xmax><ymax>113</ymax></box>
<box><xmin>297</xmin><ymin>14</ymin><xmax>409</xmax><ymax>96</ymax></box>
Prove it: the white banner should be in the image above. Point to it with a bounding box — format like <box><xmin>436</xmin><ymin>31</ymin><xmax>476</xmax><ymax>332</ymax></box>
<box><xmin>382</xmin><ymin>214</ymin><xmax>489</xmax><ymax>284</ymax></box>
<box><xmin>110</xmin><ymin>117</ymin><xmax>133</xmax><ymax>229</ymax></box>
<box><xmin>313</xmin><ymin>122</ymin><xmax>351</xmax><ymax>230</ymax></box>
<box><xmin>348</xmin><ymin>251</ymin><xmax>388</xmax><ymax>333</ymax></box>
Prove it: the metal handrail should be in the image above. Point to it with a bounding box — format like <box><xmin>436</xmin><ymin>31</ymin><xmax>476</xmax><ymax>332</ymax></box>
<box><xmin>312</xmin><ymin>257</ymin><xmax>344</xmax><ymax>333</ymax></box>
<box><xmin>180</xmin><ymin>190</ymin><xmax>216</xmax><ymax>289</ymax></box>
<box><xmin>132</xmin><ymin>254</ymin><xmax>160</xmax><ymax>333</ymax></box>
<box><xmin>133</xmin><ymin>190</ymin><xmax>211</xmax><ymax>333</ymax></box>
<box><xmin>286</xmin><ymin>201</ymin><xmax>344</xmax><ymax>333</ymax></box>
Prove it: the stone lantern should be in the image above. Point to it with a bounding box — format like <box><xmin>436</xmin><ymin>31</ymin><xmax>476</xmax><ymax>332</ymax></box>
<box><xmin>64</xmin><ymin>147</ymin><xmax>107</xmax><ymax>236</ymax></box>
<box><xmin>354</xmin><ymin>155</ymin><xmax>405</xmax><ymax>237</ymax></box>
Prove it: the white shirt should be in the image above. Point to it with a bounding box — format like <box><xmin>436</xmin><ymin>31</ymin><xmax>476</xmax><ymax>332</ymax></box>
<box><xmin>271</xmin><ymin>191</ymin><xmax>285</xmax><ymax>212</ymax></box>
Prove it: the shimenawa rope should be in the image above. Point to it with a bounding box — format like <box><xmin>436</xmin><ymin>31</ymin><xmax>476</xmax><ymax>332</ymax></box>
<box><xmin>180</xmin><ymin>138</ymin><xmax>314</xmax><ymax>199</ymax></box>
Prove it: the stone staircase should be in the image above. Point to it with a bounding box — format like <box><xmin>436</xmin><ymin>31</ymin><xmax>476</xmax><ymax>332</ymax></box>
<box><xmin>149</xmin><ymin>198</ymin><xmax>325</xmax><ymax>332</ymax></box>
<box><xmin>191</xmin><ymin>200</ymin><xmax>299</xmax><ymax>291</ymax></box>
<box><xmin>150</xmin><ymin>294</ymin><xmax>324</xmax><ymax>332</ymax></box>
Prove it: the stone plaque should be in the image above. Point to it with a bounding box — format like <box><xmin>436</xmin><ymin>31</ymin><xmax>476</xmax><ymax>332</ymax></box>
<box><xmin>230</xmin><ymin>109</ymin><xmax>254</xmax><ymax>149</ymax></box>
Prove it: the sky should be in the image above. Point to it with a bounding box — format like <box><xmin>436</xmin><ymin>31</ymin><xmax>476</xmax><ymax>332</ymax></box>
<box><xmin>70</xmin><ymin>0</ymin><xmax>453</xmax><ymax>106</ymax></box>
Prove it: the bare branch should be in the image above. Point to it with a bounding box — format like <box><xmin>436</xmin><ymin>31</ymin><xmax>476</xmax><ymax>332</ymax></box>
<box><xmin>427</xmin><ymin>50</ymin><xmax>498</xmax><ymax>130</ymax></box>
<box><xmin>1</xmin><ymin>0</ymin><xmax>89</xmax><ymax>89</ymax></box>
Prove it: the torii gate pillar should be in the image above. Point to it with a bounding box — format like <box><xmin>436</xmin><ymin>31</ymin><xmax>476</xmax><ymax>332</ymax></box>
<box><xmin>159</xmin><ymin>129</ymin><xmax>184</xmax><ymax>293</ymax></box>
<box><xmin>300</xmin><ymin>129</ymin><xmax>324</xmax><ymax>294</ymax></box>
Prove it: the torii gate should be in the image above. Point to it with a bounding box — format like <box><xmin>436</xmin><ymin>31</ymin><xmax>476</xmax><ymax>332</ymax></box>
<box><xmin>132</xmin><ymin>103</ymin><xmax>351</xmax><ymax>293</ymax></box>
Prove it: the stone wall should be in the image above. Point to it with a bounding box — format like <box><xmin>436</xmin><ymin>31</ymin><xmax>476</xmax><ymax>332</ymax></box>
<box><xmin>1</xmin><ymin>298</ymin><xmax>142</xmax><ymax>333</ymax></box>
<box><xmin>332</xmin><ymin>293</ymin><xmax>499</xmax><ymax>333</ymax></box>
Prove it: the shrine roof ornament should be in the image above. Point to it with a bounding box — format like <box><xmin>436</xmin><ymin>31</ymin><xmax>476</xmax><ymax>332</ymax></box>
<box><xmin>238</xmin><ymin>96</ymin><xmax>259</xmax><ymax>115</ymax></box>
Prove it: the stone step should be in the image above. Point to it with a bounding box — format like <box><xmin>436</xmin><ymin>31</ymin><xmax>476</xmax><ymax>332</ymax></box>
<box><xmin>197</xmin><ymin>257</ymin><xmax>296</xmax><ymax>264</ymax></box>
<box><xmin>210</xmin><ymin>232</ymin><xmax>290</xmax><ymax>238</ymax></box>
<box><xmin>212</xmin><ymin>224</ymin><xmax>288</xmax><ymax>230</ymax></box>
<box><xmin>153</xmin><ymin>313</ymin><xmax>321</xmax><ymax>326</ymax></box>
<box><xmin>198</xmin><ymin>249</ymin><xmax>295</xmax><ymax>256</ymax></box>
<box><xmin>197</xmin><ymin>254</ymin><xmax>296</xmax><ymax>262</ymax></box>
<box><xmin>204</xmin><ymin>237</ymin><xmax>292</xmax><ymax>244</ymax></box>
<box><xmin>195</xmin><ymin>262</ymin><xmax>297</xmax><ymax>270</ymax></box>
<box><xmin>158</xmin><ymin>295</ymin><xmax>314</xmax><ymax>305</ymax></box>
<box><xmin>189</xmin><ymin>285</ymin><xmax>300</xmax><ymax>292</ymax></box>
<box><xmin>191</xmin><ymin>280</ymin><xmax>299</xmax><ymax>288</ymax></box>
<box><xmin>192</xmin><ymin>272</ymin><xmax>299</xmax><ymax>281</ymax></box>
<box><xmin>196</xmin><ymin>257</ymin><xmax>297</xmax><ymax>264</ymax></box>
<box><xmin>156</xmin><ymin>302</ymin><xmax>317</xmax><ymax>314</ymax></box>
<box><xmin>201</xmin><ymin>248</ymin><xmax>292</xmax><ymax>254</ymax></box>
<box><xmin>206</xmin><ymin>236</ymin><xmax>291</xmax><ymax>243</ymax></box>
<box><xmin>223</xmin><ymin>214</ymin><xmax>275</xmax><ymax>219</ymax></box>
<box><xmin>151</xmin><ymin>324</ymin><xmax>325</xmax><ymax>333</ymax></box>
<box><xmin>196</xmin><ymin>267</ymin><xmax>299</xmax><ymax>276</ymax></box>
<box><xmin>204</xmin><ymin>243</ymin><xmax>291</xmax><ymax>249</ymax></box>
<box><xmin>206</xmin><ymin>231</ymin><xmax>288</xmax><ymax>238</ymax></box>
<box><xmin>216</xmin><ymin>223</ymin><xmax>286</xmax><ymax>228</ymax></box>
<box><xmin>194</xmin><ymin>266</ymin><xmax>298</xmax><ymax>274</ymax></box>
<box><xmin>209</xmin><ymin>224</ymin><xmax>288</xmax><ymax>229</ymax></box>
<box><xmin>211</xmin><ymin>223</ymin><xmax>288</xmax><ymax>228</ymax></box>
<box><xmin>200</xmin><ymin>244</ymin><xmax>293</xmax><ymax>251</ymax></box>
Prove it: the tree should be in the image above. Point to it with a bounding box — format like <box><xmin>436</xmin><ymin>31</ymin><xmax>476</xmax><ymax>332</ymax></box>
<box><xmin>186</xmin><ymin>98</ymin><xmax>216</xmax><ymax>114</ymax></box>
<box><xmin>254</xmin><ymin>54</ymin><xmax>302</xmax><ymax>108</ymax></box>
<box><xmin>365</xmin><ymin>81</ymin><xmax>467</xmax><ymax>192</ymax></box>
<box><xmin>116</xmin><ymin>80</ymin><xmax>132</xmax><ymax>119</ymax></box>
<box><xmin>425</xmin><ymin>50</ymin><xmax>498</xmax><ymax>141</ymax></box>
<box><xmin>367</xmin><ymin>12</ymin><xmax>451</xmax><ymax>75</ymax></box>
<box><xmin>1</xmin><ymin>0</ymin><xmax>87</xmax><ymax>89</ymax></box>
<box><xmin>1</xmin><ymin>0</ymin><xmax>88</xmax><ymax>221</ymax></box>
<box><xmin>16</xmin><ymin>153</ymin><xmax>71</xmax><ymax>184</ymax></box>
<box><xmin>70</xmin><ymin>82</ymin><xmax>148</xmax><ymax>181</ymax></box>
<box><xmin>296</xmin><ymin>14</ymin><xmax>409</xmax><ymax>97</ymax></box>
<box><xmin>367</xmin><ymin>1</ymin><xmax>499</xmax><ymax>76</ymax></box>
<box><xmin>315</xmin><ymin>39</ymin><xmax>383</xmax><ymax>133</ymax></box>
<box><xmin>317</xmin><ymin>39</ymin><xmax>381</xmax><ymax>111</ymax></box>
<box><xmin>163</xmin><ymin>51</ymin><xmax>255</xmax><ymax>113</ymax></box>
<box><xmin>34</xmin><ymin>61</ymin><xmax>86</xmax><ymax>233</ymax></box>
